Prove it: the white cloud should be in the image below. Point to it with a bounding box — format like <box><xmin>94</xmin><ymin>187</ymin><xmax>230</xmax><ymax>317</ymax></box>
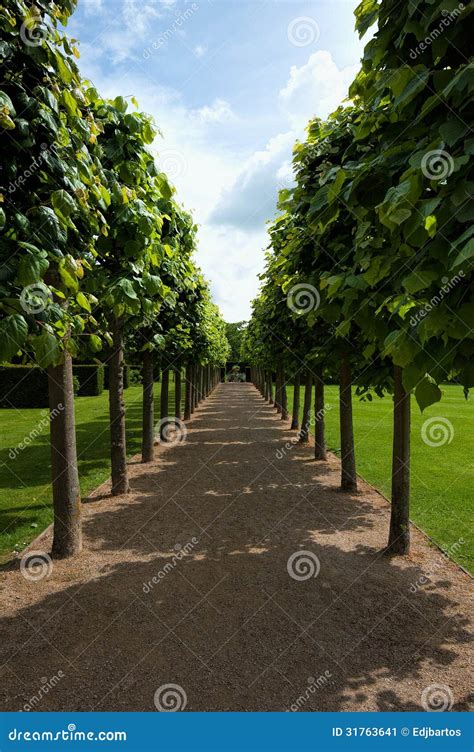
<box><xmin>74</xmin><ymin>40</ymin><xmax>360</xmax><ymax>320</ymax></box>
<box><xmin>209</xmin><ymin>131</ymin><xmax>294</xmax><ymax>230</ymax></box>
<box><xmin>210</xmin><ymin>50</ymin><xmax>357</xmax><ymax>234</ymax></box>
<box><xmin>193</xmin><ymin>98</ymin><xmax>235</xmax><ymax>124</ymax></box>
<box><xmin>196</xmin><ymin>226</ymin><xmax>267</xmax><ymax>320</ymax></box>
<box><xmin>83</xmin><ymin>0</ymin><xmax>103</xmax><ymax>15</ymax></box>
<box><xmin>194</xmin><ymin>44</ymin><xmax>207</xmax><ymax>58</ymax></box>
<box><xmin>279</xmin><ymin>50</ymin><xmax>358</xmax><ymax>127</ymax></box>
<box><xmin>123</xmin><ymin>0</ymin><xmax>161</xmax><ymax>37</ymax></box>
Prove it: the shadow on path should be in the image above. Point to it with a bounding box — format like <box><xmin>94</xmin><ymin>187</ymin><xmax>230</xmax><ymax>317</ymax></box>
<box><xmin>0</xmin><ymin>384</ymin><xmax>471</xmax><ymax>711</ymax></box>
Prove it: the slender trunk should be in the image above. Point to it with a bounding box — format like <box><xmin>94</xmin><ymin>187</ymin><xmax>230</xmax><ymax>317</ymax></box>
<box><xmin>198</xmin><ymin>366</ymin><xmax>203</xmax><ymax>403</ymax></box>
<box><xmin>299</xmin><ymin>370</ymin><xmax>313</xmax><ymax>443</ymax></box>
<box><xmin>314</xmin><ymin>371</ymin><xmax>327</xmax><ymax>460</ymax></box>
<box><xmin>160</xmin><ymin>366</ymin><xmax>170</xmax><ymax>441</ymax></box>
<box><xmin>191</xmin><ymin>364</ymin><xmax>196</xmax><ymax>413</ymax></box>
<box><xmin>184</xmin><ymin>363</ymin><xmax>192</xmax><ymax>420</ymax></box>
<box><xmin>141</xmin><ymin>350</ymin><xmax>154</xmax><ymax>463</ymax></box>
<box><xmin>291</xmin><ymin>372</ymin><xmax>300</xmax><ymax>430</ymax></box>
<box><xmin>267</xmin><ymin>370</ymin><xmax>274</xmax><ymax>404</ymax></box>
<box><xmin>175</xmin><ymin>367</ymin><xmax>182</xmax><ymax>420</ymax></box>
<box><xmin>109</xmin><ymin>316</ymin><xmax>129</xmax><ymax>495</ymax></box>
<box><xmin>275</xmin><ymin>369</ymin><xmax>282</xmax><ymax>414</ymax></box>
<box><xmin>48</xmin><ymin>353</ymin><xmax>82</xmax><ymax>557</ymax></box>
<box><xmin>280</xmin><ymin>367</ymin><xmax>289</xmax><ymax>420</ymax></box>
<box><xmin>387</xmin><ymin>366</ymin><xmax>411</xmax><ymax>554</ymax></box>
<box><xmin>339</xmin><ymin>355</ymin><xmax>357</xmax><ymax>491</ymax></box>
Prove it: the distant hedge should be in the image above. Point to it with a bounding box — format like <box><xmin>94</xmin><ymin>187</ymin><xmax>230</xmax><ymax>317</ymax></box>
<box><xmin>0</xmin><ymin>366</ymin><xmax>50</xmax><ymax>408</ymax></box>
<box><xmin>73</xmin><ymin>364</ymin><xmax>104</xmax><ymax>396</ymax></box>
<box><xmin>104</xmin><ymin>364</ymin><xmax>129</xmax><ymax>390</ymax></box>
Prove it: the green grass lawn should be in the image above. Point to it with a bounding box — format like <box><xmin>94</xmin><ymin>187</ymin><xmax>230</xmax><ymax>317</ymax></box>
<box><xmin>286</xmin><ymin>383</ymin><xmax>473</xmax><ymax>573</ymax></box>
<box><xmin>0</xmin><ymin>382</ymin><xmax>181</xmax><ymax>561</ymax></box>
<box><xmin>1</xmin><ymin>381</ymin><xmax>472</xmax><ymax>573</ymax></box>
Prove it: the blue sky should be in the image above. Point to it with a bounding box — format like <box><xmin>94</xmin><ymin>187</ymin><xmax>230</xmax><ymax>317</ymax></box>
<box><xmin>68</xmin><ymin>0</ymin><xmax>368</xmax><ymax>320</ymax></box>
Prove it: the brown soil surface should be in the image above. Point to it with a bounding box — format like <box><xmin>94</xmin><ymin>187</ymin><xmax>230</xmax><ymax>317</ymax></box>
<box><xmin>0</xmin><ymin>383</ymin><xmax>472</xmax><ymax>712</ymax></box>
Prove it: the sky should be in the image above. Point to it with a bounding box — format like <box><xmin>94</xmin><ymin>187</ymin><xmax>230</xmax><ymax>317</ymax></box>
<box><xmin>68</xmin><ymin>0</ymin><xmax>368</xmax><ymax>321</ymax></box>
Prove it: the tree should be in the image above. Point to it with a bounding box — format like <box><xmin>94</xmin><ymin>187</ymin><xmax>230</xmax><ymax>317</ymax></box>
<box><xmin>86</xmin><ymin>95</ymin><xmax>168</xmax><ymax>494</ymax></box>
<box><xmin>0</xmin><ymin>0</ymin><xmax>109</xmax><ymax>557</ymax></box>
<box><xmin>225</xmin><ymin>321</ymin><xmax>247</xmax><ymax>362</ymax></box>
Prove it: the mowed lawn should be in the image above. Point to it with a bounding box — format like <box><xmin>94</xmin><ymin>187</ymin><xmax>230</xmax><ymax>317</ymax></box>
<box><xmin>0</xmin><ymin>383</ymin><xmax>181</xmax><ymax>562</ymax></box>
<box><xmin>286</xmin><ymin>384</ymin><xmax>473</xmax><ymax>573</ymax></box>
<box><xmin>0</xmin><ymin>382</ymin><xmax>472</xmax><ymax>573</ymax></box>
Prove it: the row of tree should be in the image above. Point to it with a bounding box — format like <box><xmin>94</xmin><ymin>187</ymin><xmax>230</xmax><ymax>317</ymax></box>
<box><xmin>243</xmin><ymin>0</ymin><xmax>472</xmax><ymax>554</ymax></box>
<box><xmin>0</xmin><ymin>0</ymin><xmax>230</xmax><ymax>558</ymax></box>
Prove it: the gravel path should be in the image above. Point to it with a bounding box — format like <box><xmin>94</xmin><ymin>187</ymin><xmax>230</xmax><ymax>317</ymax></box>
<box><xmin>0</xmin><ymin>383</ymin><xmax>472</xmax><ymax>712</ymax></box>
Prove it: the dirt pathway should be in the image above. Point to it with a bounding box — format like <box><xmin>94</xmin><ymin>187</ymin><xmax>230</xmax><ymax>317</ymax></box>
<box><xmin>0</xmin><ymin>383</ymin><xmax>472</xmax><ymax>711</ymax></box>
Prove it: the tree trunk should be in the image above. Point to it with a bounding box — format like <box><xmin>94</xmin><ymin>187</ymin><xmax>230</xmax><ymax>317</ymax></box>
<box><xmin>160</xmin><ymin>366</ymin><xmax>170</xmax><ymax>440</ymax></box>
<box><xmin>267</xmin><ymin>370</ymin><xmax>274</xmax><ymax>404</ymax></box>
<box><xmin>141</xmin><ymin>350</ymin><xmax>154</xmax><ymax>463</ymax></box>
<box><xmin>48</xmin><ymin>353</ymin><xmax>82</xmax><ymax>557</ymax></box>
<box><xmin>109</xmin><ymin>316</ymin><xmax>129</xmax><ymax>495</ymax></box>
<box><xmin>275</xmin><ymin>369</ymin><xmax>282</xmax><ymax>414</ymax></box>
<box><xmin>280</xmin><ymin>367</ymin><xmax>289</xmax><ymax>420</ymax></box>
<box><xmin>299</xmin><ymin>370</ymin><xmax>313</xmax><ymax>443</ymax></box>
<box><xmin>291</xmin><ymin>372</ymin><xmax>300</xmax><ymax>430</ymax></box>
<box><xmin>314</xmin><ymin>371</ymin><xmax>327</xmax><ymax>460</ymax></box>
<box><xmin>175</xmin><ymin>367</ymin><xmax>182</xmax><ymax>420</ymax></box>
<box><xmin>184</xmin><ymin>363</ymin><xmax>192</xmax><ymax>420</ymax></box>
<box><xmin>191</xmin><ymin>364</ymin><xmax>197</xmax><ymax>413</ymax></box>
<box><xmin>339</xmin><ymin>355</ymin><xmax>357</xmax><ymax>491</ymax></box>
<box><xmin>387</xmin><ymin>365</ymin><xmax>411</xmax><ymax>554</ymax></box>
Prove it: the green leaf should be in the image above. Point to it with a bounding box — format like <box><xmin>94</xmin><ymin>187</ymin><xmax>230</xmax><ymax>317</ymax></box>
<box><xmin>52</xmin><ymin>190</ymin><xmax>76</xmax><ymax>220</ymax></box>
<box><xmin>402</xmin><ymin>363</ymin><xmax>424</xmax><ymax>392</ymax></box>
<box><xmin>32</xmin><ymin>331</ymin><xmax>60</xmax><ymax>368</ymax></box>
<box><xmin>402</xmin><ymin>269</ymin><xmax>438</xmax><ymax>294</ymax></box>
<box><xmin>58</xmin><ymin>259</ymin><xmax>79</xmax><ymax>292</ymax></box>
<box><xmin>76</xmin><ymin>292</ymin><xmax>91</xmax><ymax>312</ymax></box>
<box><xmin>17</xmin><ymin>252</ymin><xmax>49</xmax><ymax>286</ymax></box>
<box><xmin>0</xmin><ymin>315</ymin><xmax>28</xmax><ymax>362</ymax></box>
<box><xmin>415</xmin><ymin>378</ymin><xmax>442</xmax><ymax>412</ymax></box>
<box><xmin>89</xmin><ymin>334</ymin><xmax>102</xmax><ymax>352</ymax></box>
